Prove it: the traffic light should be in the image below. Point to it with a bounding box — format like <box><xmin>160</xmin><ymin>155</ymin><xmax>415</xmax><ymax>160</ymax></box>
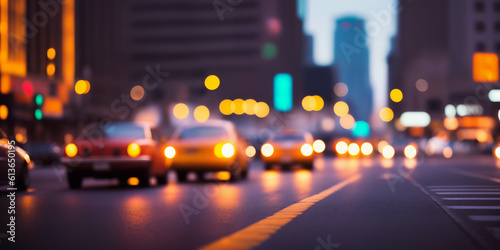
<box><xmin>273</xmin><ymin>73</ymin><xmax>292</xmax><ymax>112</ymax></box>
<box><xmin>34</xmin><ymin>94</ymin><xmax>44</xmax><ymax>120</ymax></box>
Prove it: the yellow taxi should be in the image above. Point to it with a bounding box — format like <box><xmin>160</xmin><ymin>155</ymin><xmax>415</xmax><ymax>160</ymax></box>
<box><xmin>261</xmin><ymin>130</ymin><xmax>315</xmax><ymax>171</ymax></box>
<box><xmin>164</xmin><ymin>120</ymin><xmax>249</xmax><ymax>182</ymax></box>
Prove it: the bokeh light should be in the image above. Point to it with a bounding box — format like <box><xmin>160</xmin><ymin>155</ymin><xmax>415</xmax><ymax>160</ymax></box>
<box><xmin>379</xmin><ymin>107</ymin><xmax>394</xmax><ymax>122</ymax></box>
<box><xmin>361</xmin><ymin>142</ymin><xmax>373</xmax><ymax>156</ymax></box>
<box><xmin>494</xmin><ymin>147</ymin><xmax>500</xmax><ymax>159</ymax></box>
<box><xmin>333</xmin><ymin>101</ymin><xmax>349</xmax><ymax>117</ymax></box>
<box><xmin>130</xmin><ymin>85</ymin><xmax>145</xmax><ymax>101</ymax></box>
<box><xmin>219</xmin><ymin>99</ymin><xmax>233</xmax><ymax>115</ymax></box>
<box><xmin>205</xmin><ymin>75</ymin><xmax>220</xmax><ymax>90</ymax></box>
<box><xmin>378</xmin><ymin>141</ymin><xmax>389</xmax><ymax>154</ymax></box>
<box><xmin>352</xmin><ymin>121</ymin><xmax>370</xmax><ymax>138</ymax></box>
<box><xmin>335</xmin><ymin>141</ymin><xmax>348</xmax><ymax>155</ymax></box>
<box><xmin>254</xmin><ymin>102</ymin><xmax>269</xmax><ymax>118</ymax></box>
<box><xmin>0</xmin><ymin>105</ymin><xmax>8</xmax><ymax>120</ymax></box>
<box><xmin>348</xmin><ymin>143</ymin><xmax>360</xmax><ymax>156</ymax></box>
<box><xmin>194</xmin><ymin>105</ymin><xmax>210</xmax><ymax>123</ymax></box>
<box><xmin>47</xmin><ymin>48</ymin><xmax>56</xmax><ymax>60</ymax></box>
<box><xmin>340</xmin><ymin>114</ymin><xmax>355</xmax><ymax>129</ymax></box>
<box><xmin>443</xmin><ymin>147</ymin><xmax>453</xmax><ymax>159</ymax></box>
<box><xmin>261</xmin><ymin>143</ymin><xmax>274</xmax><ymax>157</ymax></box>
<box><xmin>301</xmin><ymin>144</ymin><xmax>314</xmax><ymax>156</ymax></box>
<box><xmin>232</xmin><ymin>99</ymin><xmax>245</xmax><ymax>115</ymax></box>
<box><xmin>246</xmin><ymin>146</ymin><xmax>256</xmax><ymax>158</ymax></box>
<box><xmin>261</xmin><ymin>42</ymin><xmax>278</xmax><ymax>60</ymax></box>
<box><xmin>173</xmin><ymin>103</ymin><xmax>189</xmax><ymax>119</ymax></box>
<box><xmin>46</xmin><ymin>63</ymin><xmax>56</xmax><ymax>76</ymax></box>
<box><xmin>415</xmin><ymin>79</ymin><xmax>429</xmax><ymax>92</ymax></box>
<box><xmin>302</xmin><ymin>96</ymin><xmax>315</xmax><ymax>111</ymax></box>
<box><xmin>75</xmin><ymin>80</ymin><xmax>90</xmax><ymax>95</ymax></box>
<box><xmin>312</xmin><ymin>95</ymin><xmax>324</xmax><ymax>111</ymax></box>
<box><xmin>313</xmin><ymin>140</ymin><xmax>326</xmax><ymax>153</ymax></box>
<box><xmin>445</xmin><ymin>104</ymin><xmax>456</xmax><ymax>117</ymax></box>
<box><xmin>334</xmin><ymin>82</ymin><xmax>348</xmax><ymax>97</ymax></box>
<box><xmin>390</xmin><ymin>89</ymin><xmax>403</xmax><ymax>102</ymax></box>
<box><xmin>444</xmin><ymin>117</ymin><xmax>459</xmax><ymax>130</ymax></box>
<box><xmin>382</xmin><ymin>145</ymin><xmax>395</xmax><ymax>159</ymax></box>
<box><xmin>321</xmin><ymin>117</ymin><xmax>335</xmax><ymax>132</ymax></box>
<box><xmin>404</xmin><ymin>145</ymin><xmax>417</xmax><ymax>159</ymax></box>
<box><xmin>243</xmin><ymin>99</ymin><xmax>257</xmax><ymax>115</ymax></box>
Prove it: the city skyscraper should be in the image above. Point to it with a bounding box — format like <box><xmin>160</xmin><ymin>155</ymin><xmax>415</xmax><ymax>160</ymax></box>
<box><xmin>333</xmin><ymin>16</ymin><xmax>373</xmax><ymax>123</ymax></box>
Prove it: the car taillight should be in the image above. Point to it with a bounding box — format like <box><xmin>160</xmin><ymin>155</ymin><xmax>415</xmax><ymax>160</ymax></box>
<box><xmin>127</xmin><ymin>143</ymin><xmax>141</xmax><ymax>158</ymax></box>
<box><xmin>261</xmin><ymin>143</ymin><xmax>274</xmax><ymax>157</ymax></box>
<box><xmin>164</xmin><ymin>146</ymin><xmax>176</xmax><ymax>159</ymax></box>
<box><xmin>65</xmin><ymin>143</ymin><xmax>78</xmax><ymax>157</ymax></box>
<box><xmin>301</xmin><ymin>144</ymin><xmax>313</xmax><ymax>156</ymax></box>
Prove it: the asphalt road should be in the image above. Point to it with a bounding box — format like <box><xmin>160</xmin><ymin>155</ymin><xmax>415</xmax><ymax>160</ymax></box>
<box><xmin>1</xmin><ymin>155</ymin><xmax>499</xmax><ymax>250</ymax></box>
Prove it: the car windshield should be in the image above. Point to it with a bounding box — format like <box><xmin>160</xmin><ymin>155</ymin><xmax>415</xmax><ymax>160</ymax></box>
<box><xmin>179</xmin><ymin>126</ymin><xmax>228</xmax><ymax>139</ymax></box>
<box><xmin>273</xmin><ymin>134</ymin><xmax>305</xmax><ymax>142</ymax></box>
<box><xmin>79</xmin><ymin>123</ymin><xmax>146</xmax><ymax>140</ymax></box>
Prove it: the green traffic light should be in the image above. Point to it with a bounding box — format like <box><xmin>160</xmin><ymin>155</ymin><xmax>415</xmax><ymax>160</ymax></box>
<box><xmin>35</xmin><ymin>94</ymin><xmax>44</xmax><ymax>106</ymax></box>
<box><xmin>261</xmin><ymin>42</ymin><xmax>277</xmax><ymax>60</ymax></box>
<box><xmin>35</xmin><ymin>108</ymin><xmax>43</xmax><ymax>120</ymax></box>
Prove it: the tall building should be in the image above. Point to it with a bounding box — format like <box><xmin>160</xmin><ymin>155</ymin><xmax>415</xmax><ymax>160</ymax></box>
<box><xmin>391</xmin><ymin>0</ymin><xmax>449</xmax><ymax>121</ymax></box>
<box><xmin>0</xmin><ymin>0</ymin><xmax>75</xmax><ymax>143</ymax></box>
<box><xmin>75</xmin><ymin>0</ymin><xmax>304</xmax><ymax>123</ymax></box>
<box><xmin>449</xmin><ymin>0</ymin><xmax>500</xmax><ymax>108</ymax></box>
<box><xmin>333</xmin><ymin>16</ymin><xmax>373</xmax><ymax>122</ymax></box>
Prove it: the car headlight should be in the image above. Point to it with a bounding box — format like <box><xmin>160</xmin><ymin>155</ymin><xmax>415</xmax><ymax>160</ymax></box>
<box><xmin>127</xmin><ymin>143</ymin><xmax>141</xmax><ymax>158</ymax></box>
<box><xmin>313</xmin><ymin>139</ymin><xmax>325</xmax><ymax>153</ymax></box>
<box><xmin>164</xmin><ymin>146</ymin><xmax>176</xmax><ymax>159</ymax></box>
<box><xmin>301</xmin><ymin>144</ymin><xmax>313</xmax><ymax>156</ymax></box>
<box><xmin>221</xmin><ymin>143</ymin><xmax>235</xmax><ymax>158</ymax></box>
<box><xmin>65</xmin><ymin>143</ymin><xmax>78</xmax><ymax>157</ymax></box>
<box><xmin>404</xmin><ymin>145</ymin><xmax>417</xmax><ymax>159</ymax></box>
<box><xmin>335</xmin><ymin>141</ymin><xmax>348</xmax><ymax>155</ymax></box>
<box><xmin>261</xmin><ymin>143</ymin><xmax>274</xmax><ymax>157</ymax></box>
<box><xmin>382</xmin><ymin>145</ymin><xmax>395</xmax><ymax>159</ymax></box>
<box><xmin>361</xmin><ymin>142</ymin><xmax>373</xmax><ymax>156</ymax></box>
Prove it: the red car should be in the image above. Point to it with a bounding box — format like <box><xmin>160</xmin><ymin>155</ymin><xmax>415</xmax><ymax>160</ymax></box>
<box><xmin>61</xmin><ymin>122</ymin><xmax>168</xmax><ymax>189</ymax></box>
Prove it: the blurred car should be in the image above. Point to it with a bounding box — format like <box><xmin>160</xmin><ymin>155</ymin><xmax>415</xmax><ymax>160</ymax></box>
<box><xmin>165</xmin><ymin>120</ymin><xmax>249</xmax><ymax>182</ymax></box>
<box><xmin>0</xmin><ymin>128</ymin><xmax>32</xmax><ymax>191</ymax></box>
<box><xmin>261</xmin><ymin>130</ymin><xmax>315</xmax><ymax>170</ymax></box>
<box><xmin>61</xmin><ymin>122</ymin><xmax>168</xmax><ymax>189</ymax></box>
<box><xmin>25</xmin><ymin>142</ymin><xmax>62</xmax><ymax>165</ymax></box>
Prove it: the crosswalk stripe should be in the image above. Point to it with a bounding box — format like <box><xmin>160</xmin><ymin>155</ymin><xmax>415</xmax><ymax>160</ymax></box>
<box><xmin>447</xmin><ymin>206</ymin><xmax>500</xmax><ymax>209</ymax></box>
<box><xmin>436</xmin><ymin>192</ymin><xmax>500</xmax><ymax>195</ymax></box>
<box><xmin>430</xmin><ymin>189</ymin><xmax>500</xmax><ymax>192</ymax></box>
<box><xmin>469</xmin><ymin>215</ymin><xmax>500</xmax><ymax>221</ymax></box>
<box><xmin>442</xmin><ymin>197</ymin><xmax>500</xmax><ymax>201</ymax></box>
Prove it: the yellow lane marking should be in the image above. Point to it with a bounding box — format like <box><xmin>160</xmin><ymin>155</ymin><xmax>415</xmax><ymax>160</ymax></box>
<box><xmin>199</xmin><ymin>174</ymin><xmax>361</xmax><ymax>250</ymax></box>
<box><xmin>452</xmin><ymin>169</ymin><xmax>500</xmax><ymax>184</ymax></box>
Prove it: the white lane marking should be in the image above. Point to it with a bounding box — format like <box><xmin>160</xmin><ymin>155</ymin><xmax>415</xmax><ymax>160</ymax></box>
<box><xmin>450</xmin><ymin>170</ymin><xmax>500</xmax><ymax>184</ymax></box>
<box><xmin>447</xmin><ymin>206</ymin><xmax>500</xmax><ymax>209</ymax></box>
<box><xmin>427</xmin><ymin>185</ymin><xmax>499</xmax><ymax>188</ymax></box>
<box><xmin>436</xmin><ymin>192</ymin><xmax>500</xmax><ymax>195</ymax></box>
<box><xmin>488</xmin><ymin>228</ymin><xmax>500</xmax><ymax>240</ymax></box>
<box><xmin>442</xmin><ymin>197</ymin><xmax>500</xmax><ymax>201</ymax></box>
<box><xmin>430</xmin><ymin>189</ymin><xmax>500</xmax><ymax>192</ymax></box>
<box><xmin>469</xmin><ymin>215</ymin><xmax>500</xmax><ymax>221</ymax></box>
